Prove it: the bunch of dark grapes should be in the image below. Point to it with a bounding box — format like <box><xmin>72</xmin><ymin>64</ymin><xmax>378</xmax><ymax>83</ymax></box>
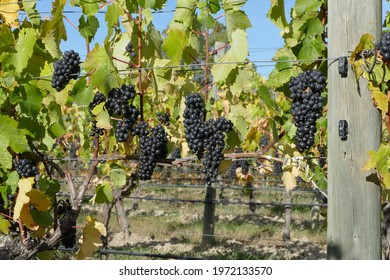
<box><xmin>105</xmin><ymin>85</ymin><xmax>136</xmax><ymax>117</ymax></box>
<box><xmin>88</xmin><ymin>92</ymin><xmax>106</xmax><ymax>116</ymax></box>
<box><xmin>51</xmin><ymin>50</ymin><xmax>81</xmax><ymax>91</ymax></box>
<box><xmin>318</xmin><ymin>146</ymin><xmax>327</xmax><ymax>168</ymax></box>
<box><xmin>170</xmin><ymin>147</ymin><xmax>181</xmax><ymax>159</ymax></box>
<box><xmin>157</xmin><ymin>112</ymin><xmax>170</xmax><ymax>126</ymax></box>
<box><xmin>288</xmin><ymin>70</ymin><xmax>326</xmax><ymax>152</ymax></box>
<box><xmin>13</xmin><ymin>158</ymin><xmax>38</xmax><ymax>178</ymax></box>
<box><xmin>202</xmin><ymin>117</ymin><xmax>233</xmax><ymax>186</ymax></box>
<box><xmin>115</xmin><ymin>105</ymin><xmax>140</xmax><ymax>142</ymax></box>
<box><xmin>89</xmin><ymin>92</ymin><xmax>107</xmax><ymax>137</ymax></box>
<box><xmin>125</xmin><ymin>43</ymin><xmax>137</xmax><ymax>58</ymax></box>
<box><xmin>228</xmin><ymin>148</ymin><xmax>250</xmax><ymax>179</ymax></box>
<box><xmin>132</xmin><ymin>122</ymin><xmax>168</xmax><ymax>180</ymax></box>
<box><xmin>57</xmin><ymin>200</ymin><xmax>76</xmax><ymax>248</ymax></box>
<box><xmin>273</xmin><ymin>151</ymin><xmax>283</xmax><ymax>176</ymax></box>
<box><xmin>260</xmin><ymin>135</ymin><xmax>269</xmax><ymax>148</ymax></box>
<box><xmin>183</xmin><ymin>93</ymin><xmax>206</xmax><ymax>155</ymax></box>
<box><xmin>378</xmin><ymin>32</ymin><xmax>390</xmax><ymax>61</ymax></box>
<box><xmin>90</xmin><ymin>120</ymin><xmax>104</xmax><ymax>137</ymax></box>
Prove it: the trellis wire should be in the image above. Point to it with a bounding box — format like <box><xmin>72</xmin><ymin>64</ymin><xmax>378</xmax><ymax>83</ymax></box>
<box><xmin>30</xmin><ymin>57</ymin><xmax>342</xmax><ymax>81</ymax></box>
<box><xmin>125</xmin><ymin>195</ymin><xmax>327</xmax><ymax>208</ymax></box>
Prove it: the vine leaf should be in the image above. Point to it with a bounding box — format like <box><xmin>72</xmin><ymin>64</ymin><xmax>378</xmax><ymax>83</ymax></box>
<box><xmin>368</xmin><ymin>83</ymin><xmax>389</xmax><ymax>113</ymax></box>
<box><xmin>110</xmin><ymin>169</ymin><xmax>126</xmax><ymax>186</ymax></box>
<box><xmin>96</xmin><ymin>110</ymin><xmax>112</xmax><ymax>130</ymax></box>
<box><xmin>90</xmin><ymin>182</ymin><xmax>114</xmax><ymax>204</ymax></box>
<box><xmin>0</xmin><ymin>116</ymin><xmax>30</xmax><ymax>170</ymax></box>
<box><xmin>0</xmin><ymin>216</ymin><xmax>11</xmax><ymax>234</ymax></box>
<box><xmin>211</xmin><ymin>29</ymin><xmax>248</xmax><ymax>82</ymax></box>
<box><xmin>76</xmin><ymin>216</ymin><xmax>107</xmax><ymax>260</ymax></box>
<box><xmin>294</xmin><ymin>0</ymin><xmax>323</xmax><ymax>17</ymax></box>
<box><xmin>362</xmin><ymin>144</ymin><xmax>390</xmax><ymax>188</ymax></box>
<box><xmin>5</xmin><ymin>28</ymin><xmax>38</xmax><ymax>74</ymax></box>
<box><xmin>163</xmin><ymin>27</ymin><xmax>189</xmax><ymax>66</ymax></box>
<box><xmin>26</xmin><ymin>189</ymin><xmax>52</xmax><ymax>212</ymax></box>
<box><xmin>83</xmin><ymin>44</ymin><xmax>122</xmax><ymax>94</ymax></box>
<box><xmin>0</xmin><ymin>0</ymin><xmax>20</xmax><ymax>27</ymax></box>
<box><xmin>13</xmin><ymin>178</ymin><xmax>38</xmax><ymax>230</ymax></box>
<box><xmin>267</xmin><ymin>0</ymin><xmax>289</xmax><ymax>35</ymax></box>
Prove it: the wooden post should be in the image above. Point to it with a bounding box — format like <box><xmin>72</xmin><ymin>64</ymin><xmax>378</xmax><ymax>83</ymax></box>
<box><xmin>202</xmin><ymin>184</ymin><xmax>216</xmax><ymax>246</ymax></box>
<box><xmin>327</xmin><ymin>0</ymin><xmax>382</xmax><ymax>259</ymax></box>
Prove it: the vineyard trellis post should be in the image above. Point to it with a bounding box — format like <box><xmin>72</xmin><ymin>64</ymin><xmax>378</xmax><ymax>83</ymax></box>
<box><xmin>327</xmin><ymin>0</ymin><xmax>382</xmax><ymax>259</ymax></box>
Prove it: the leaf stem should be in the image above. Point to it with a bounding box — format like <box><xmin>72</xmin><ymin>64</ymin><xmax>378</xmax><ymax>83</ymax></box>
<box><xmin>63</xmin><ymin>15</ymin><xmax>79</xmax><ymax>31</ymax></box>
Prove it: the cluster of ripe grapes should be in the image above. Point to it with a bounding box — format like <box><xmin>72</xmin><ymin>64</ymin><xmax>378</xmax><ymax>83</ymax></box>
<box><xmin>132</xmin><ymin>122</ymin><xmax>168</xmax><ymax>181</ymax></box>
<box><xmin>228</xmin><ymin>148</ymin><xmax>249</xmax><ymax>179</ymax></box>
<box><xmin>13</xmin><ymin>158</ymin><xmax>38</xmax><ymax>178</ymax></box>
<box><xmin>288</xmin><ymin>70</ymin><xmax>326</xmax><ymax>153</ymax></box>
<box><xmin>51</xmin><ymin>50</ymin><xmax>81</xmax><ymax>91</ymax></box>
<box><xmin>87</xmin><ymin>85</ymin><xmax>139</xmax><ymax>142</ymax></box>
<box><xmin>183</xmin><ymin>93</ymin><xmax>233</xmax><ymax>186</ymax></box>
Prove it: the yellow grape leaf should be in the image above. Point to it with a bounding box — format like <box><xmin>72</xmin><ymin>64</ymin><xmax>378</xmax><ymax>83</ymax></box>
<box><xmin>0</xmin><ymin>0</ymin><xmax>19</xmax><ymax>27</ymax></box>
<box><xmin>371</xmin><ymin>90</ymin><xmax>389</xmax><ymax>113</ymax></box>
<box><xmin>13</xmin><ymin>178</ymin><xmax>34</xmax><ymax>221</ymax></box>
<box><xmin>0</xmin><ymin>216</ymin><xmax>11</xmax><ymax>234</ymax></box>
<box><xmin>76</xmin><ymin>216</ymin><xmax>107</xmax><ymax>260</ymax></box>
<box><xmin>26</xmin><ymin>189</ymin><xmax>52</xmax><ymax>212</ymax></box>
<box><xmin>282</xmin><ymin>167</ymin><xmax>298</xmax><ymax>190</ymax></box>
<box><xmin>20</xmin><ymin>204</ymin><xmax>38</xmax><ymax>230</ymax></box>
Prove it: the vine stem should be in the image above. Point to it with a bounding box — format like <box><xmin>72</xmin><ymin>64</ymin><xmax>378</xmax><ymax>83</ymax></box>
<box><xmin>112</xmin><ymin>56</ymin><xmax>136</xmax><ymax>67</ymax></box>
<box><xmin>0</xmin><ymin>211</ymin><xmax>13</xmax><ymax>220</ymax></box>
<box><xmin>137</xmin><ymin>7</ymin><xmax>144</xmax><ymax>121</ymax></box>
<box><xmin>63</xmin><ymin>15</ymin><xmax>79</xmax><ymax>31</ymax></box>
<box><xmin>204</xmin><ymin>29</ymin><xmax>210</xmax><ymax>101</ymax></box>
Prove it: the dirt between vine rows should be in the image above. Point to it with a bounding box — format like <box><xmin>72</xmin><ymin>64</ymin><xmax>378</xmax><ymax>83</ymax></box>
<box><xmin>105</xmin><ymin>210</ymin><xmax>327</xmax><ymax>260</ymax></box>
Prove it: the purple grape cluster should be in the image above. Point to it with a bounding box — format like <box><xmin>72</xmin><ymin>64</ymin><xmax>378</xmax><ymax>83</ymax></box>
<box><xmin>288</xmin><ymin>70</ymin><xmax>326</xmax><ymax>152</ymax></box>
<box><xmin>51</xmin><ymin>50</ymin><xmax>81</xmax><ymax>91</ymax></box>
<box><xmin>132</xmin><ymin>122</ymin><xmax>168</xmax><ymax>180</ymax></box>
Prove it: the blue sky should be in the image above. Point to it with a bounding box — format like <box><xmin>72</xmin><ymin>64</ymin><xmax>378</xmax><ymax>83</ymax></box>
<box><xmin>34</xmin><ymin>0</ymin><xmax>390</xmax><ymax>77</ymax></box>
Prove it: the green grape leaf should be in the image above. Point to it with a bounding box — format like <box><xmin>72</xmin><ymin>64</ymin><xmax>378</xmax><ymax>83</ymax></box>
<box><xmin>211</xmin><ymin>29</ymin><xmax>248</xmax><ymax>82</ymax></box>
<box><xmin>363</xmin><ymin>144</ymin><xmax>390</xmax><ymax>188</ymax></box>
<box><xmin>0</xmin><ymin>116</ymin><xmax>29</xmax><ymax>154</ymax></box>
<box><xmin>294</xmin><ymin>0</ymin><xmax>323</xmax><ymax>17</ymax></box>
<box><xmin>49</xmin><ymin>122</ymin><xmax>66</xmax><ymax>138</ymax></box>
<box><xmin>162</xmin><ymin>26</ymin><xmax>189</xmax><ymax>66</ymax></box>
<box><xmin>20</xmin><ymin>83</ymin><xmax>43</xmax><ymax>118</ymax></box>
<box><xmin>0</xmin><ymin>216</ymin><xmax>11</xmax><ymax>234</ymax></box>
<box><xmin>105</xmin><ymin>2</ymin><xmax>123</xmax><ymax>29</ymax></box>
<box><xmin>83</xmin><ymin>44</ymin><xmax>122</xmax><ymax>94</ymax></box>
<box><xmin>41</xmin><ymin>0</ymin><xmax>67</xmax><ymax>59</ymax></box>
<box><xmin>225</xmin><ymin>10</ymin><xmax>252</xmax><ymax>41</ymax></box>
<box><xmin>96</xmin><ymin>110</ymin><xmax>112</xmax><ymax>130</ymax></box>
<box><xmin>267</xmin><ymin>0</ymin><xmax>289</xmax><ymax>34</ymax></box>
<box><xmin>208</xmin><ymin>0</ymin><xmax>221</xmax><ymax>13</ymax></box>
<box><xmin>7</xmin><ymin>28</ymin><xmax>38</xmax><ymax>73</ymax></box>
<box><xmin>110</xmin><ymin>169</ymin><xmax>126</xmax><ymax>186</ymax></box>
<box><xmin>71</xmin><ymin>78</ymin><xmax>94</xmax><ymax>106</ymax></box>
<box><xmin>91</xmin><ymin>182</ymin><xmax>114</xmax><ymax>204</ymax></box>
<box><xmin>30</xmin><ymin>209</ymin><xmax>53</xmax><ymax>228</ymax></box>
<box><xmin>0</xmin><ymin>138</ymin><xmax>12</xmax><ymax>170</ymax></box>
<box><xmin>21</xmin><ymin>0</ymin><xmax>40</xmax><ymax>26</ymax></box>
<box><xmin>172</xmin><ymin>0</ymin><xmax>197</xmax><ymax>28</ymax></box>
<box><xmin>6</xmin><ymin>171</ymin><xmax>19</xmax><ymax>194</ymax></box>
<box><xmin>0</xmin><ymin>24</ymin><xmax>15</xmax><ymax>53</ymax></box>
<box><xmin>79</xmin><ymin>15</ymin><xmax>100</xmax><ymax>41</ymax></box>
<box><xmin>71</xmin><ymin>0</ymin><xmax>99</xmax><ymax>15</ymax></box>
